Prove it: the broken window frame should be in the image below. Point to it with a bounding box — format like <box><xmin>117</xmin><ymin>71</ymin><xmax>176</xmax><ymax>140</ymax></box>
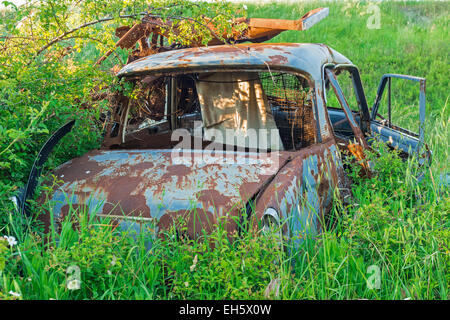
<box><xmin>324</xmin><ymin>68</ymin><xmax>369</xmax><ymax>149</ymax></box>
<box><xmin>323</xmin><ymin>64</ymin><xmax>371</xmax><ymax>133</ymax></box>
<box><xmin>371</xmin><ymin>73</ymin><xmax>426</xmax><ymax>142</ymax></box>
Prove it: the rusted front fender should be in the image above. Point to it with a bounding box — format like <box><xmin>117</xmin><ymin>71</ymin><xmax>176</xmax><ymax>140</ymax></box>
<box><xmin>253</xmin><ymin>138</ymin><xmax>343</xmax><ymax>247</ymax></box>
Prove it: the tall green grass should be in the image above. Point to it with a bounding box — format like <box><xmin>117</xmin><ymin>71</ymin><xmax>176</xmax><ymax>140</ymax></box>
<box><xmin>0</xmin><ymin>1</ymin><xmax>448</xmax><ymax>300</ymax></box>
<box><xmin>0</xmin><ymin>140</ymin><xmax>447</xmax><ymax>299</ymax></box>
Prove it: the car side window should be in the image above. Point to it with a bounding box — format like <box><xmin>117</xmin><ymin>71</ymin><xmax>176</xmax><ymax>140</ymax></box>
<box><xmin>125</xmin><ymin>76</ymin><xmax>168</xmax><ymax>135</ymax></box>
<box><xmin>324</xmin><ymin>68</ymin><xmax>368</xmax><ymax>148</ymax></box>
<box><xmin>325</xmin><ymin>68</ymin><xmax>360</xmax><ymax>113</ymax></box>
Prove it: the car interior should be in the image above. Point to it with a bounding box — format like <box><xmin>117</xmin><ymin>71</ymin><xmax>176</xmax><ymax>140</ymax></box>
<box><xmin>103</xmin><ymin>71</ymin><xmax>319</xmax><ymax>152</ymax></box>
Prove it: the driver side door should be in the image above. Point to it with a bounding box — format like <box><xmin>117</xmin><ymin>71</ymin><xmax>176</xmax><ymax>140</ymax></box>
<box><xmin>370</xmin><ymin>74</ymin><xmax>430</xmax><ymax>164</ymax></box>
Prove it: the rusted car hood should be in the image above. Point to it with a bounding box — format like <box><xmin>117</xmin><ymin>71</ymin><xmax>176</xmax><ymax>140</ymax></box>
<box><xmin>46</xmin><ymin>149</ymin><xmax>291</xmax><ymax>233</ymax></box>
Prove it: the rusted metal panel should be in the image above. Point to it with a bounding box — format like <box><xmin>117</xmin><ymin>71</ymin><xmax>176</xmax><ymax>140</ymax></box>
<box><xmin>45</xmin><ymin>137</ymin><xmax>345</xmax><ymax>246</ymax></box>
<box><xmin>45</xmin><ymin>149</ymin><xmax>292</xmax><ymax>237</ymax></box>
<box><xmin>248</xmin><ymin>7</ymin><xmax>328</xmax><ymax>31</ymax></box>
<box><xmin>96</xmin><ymin>8</ymin><xmax>329</xmax><ymax>66</ymax></box>
<box><xmin>299</xmin><ymin>7</ymin><xmax>330</xmax><ymax>30</ymax></box>
<box><xmin>116</xmin><ymin>43</ymin><xmax>352</xmax><ymax>81</ymax></box>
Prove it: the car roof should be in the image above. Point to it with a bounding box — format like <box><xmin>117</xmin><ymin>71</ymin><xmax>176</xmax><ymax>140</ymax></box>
<box><xmin>117</xmin><ymin>43</ymin><xmax>353</xmax><ymax>81</ymax></box>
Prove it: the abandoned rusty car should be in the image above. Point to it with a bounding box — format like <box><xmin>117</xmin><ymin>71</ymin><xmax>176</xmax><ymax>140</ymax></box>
<box><xmin>16</xmin><ymin>10</ymin><xmax>429</xmax><ymax>247</ymax></box>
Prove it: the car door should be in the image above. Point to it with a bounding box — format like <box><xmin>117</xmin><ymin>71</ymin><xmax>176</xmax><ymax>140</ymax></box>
<box><xmin>370</xmin><ymin>74</ymin><xmax>430</xmax><ymax>164</ymax></box>
<box><xmin>324</xmin><ymin>68</ymin><xmax>372</xmax><ymax>175</ymax></box>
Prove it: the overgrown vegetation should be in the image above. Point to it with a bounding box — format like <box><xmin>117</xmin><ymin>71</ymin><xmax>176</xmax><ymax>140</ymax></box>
<box><xmin>0</xmin><ymin>141</ymin><xmax>448</xmax><ymax>299</ymax></box>
<box><xmin>0</xmin><ymin>1</ymin><xmax>448</xmax><ymax>300</ymax></box>
<box><xmin>0</xmin><ymin>0</ymin><xmax>244</xmax><ymax>214</ymax></box>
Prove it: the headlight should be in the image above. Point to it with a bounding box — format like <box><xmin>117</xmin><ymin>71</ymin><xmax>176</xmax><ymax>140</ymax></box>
<box><xmin>262</xmin><ymin>207</ymin><xmax>280</xmax><ymax>233</ymax></box>
<box><xmin>261</xmin><ymin>207</ymin><xmax>283</xmax><ymax>246</ymax></box>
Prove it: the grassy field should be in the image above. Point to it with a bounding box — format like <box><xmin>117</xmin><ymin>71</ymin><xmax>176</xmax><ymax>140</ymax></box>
<box><xmin>0</xmin><ymin>1</ymin><xmax>448</xmax><ymax>300</ymax></box>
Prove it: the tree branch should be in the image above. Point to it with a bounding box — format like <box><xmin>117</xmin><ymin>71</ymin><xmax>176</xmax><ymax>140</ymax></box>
<box><xmin>34</xmin><ymin>13</ymin><xmax>145</xmax><ymax>58</ymax></box>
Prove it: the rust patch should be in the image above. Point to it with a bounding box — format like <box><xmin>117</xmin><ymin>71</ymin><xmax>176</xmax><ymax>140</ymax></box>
<box><xmin>268</xmin><ymin>55</ymin><xmax>289</xmax><ymax>65</ymax></box>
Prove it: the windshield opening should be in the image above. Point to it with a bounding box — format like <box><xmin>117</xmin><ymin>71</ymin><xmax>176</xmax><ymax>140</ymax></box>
<box><xmin>104</xmin><ymin>71</ymin><xmax>317</xmax><ymax>152</ymax></box>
